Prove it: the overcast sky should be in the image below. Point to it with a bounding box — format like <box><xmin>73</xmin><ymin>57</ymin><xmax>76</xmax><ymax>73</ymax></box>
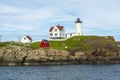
<box><xmin>0</xmin><ymin>0</ymin><xmax>120</xmax><ymax>41</ymax></box>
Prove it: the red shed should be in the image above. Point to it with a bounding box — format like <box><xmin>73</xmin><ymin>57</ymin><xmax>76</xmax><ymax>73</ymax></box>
<box><xmin>40</xmin><ymin>39</ymin><xmax>50</xmax><ymax>48</ymax></box>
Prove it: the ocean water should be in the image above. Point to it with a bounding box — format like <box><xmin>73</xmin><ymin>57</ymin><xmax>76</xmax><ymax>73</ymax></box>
<box><xmin>0</xmin><ymin>64</ymin><xmax>120</xmax><ymax>80</ymax></box>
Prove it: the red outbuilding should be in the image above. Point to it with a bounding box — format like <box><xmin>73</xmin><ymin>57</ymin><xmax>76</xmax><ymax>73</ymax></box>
<box><xmin>40</xmin><ymin>39</ymin><xmax>50</xmax><ymax>48</ymax></box>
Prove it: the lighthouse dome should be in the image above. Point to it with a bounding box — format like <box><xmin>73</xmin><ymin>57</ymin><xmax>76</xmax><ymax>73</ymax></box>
<box><xmin>75</xmin><ymin>18</ymin><xmax>82</xmax><ymax>23</ymax></box>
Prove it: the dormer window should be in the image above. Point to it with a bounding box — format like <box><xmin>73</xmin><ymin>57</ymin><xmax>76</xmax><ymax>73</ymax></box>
<box><xmin>55</xmin><ymin>29</ymin><xmax>58</xmax><ymax>32</ymax></box>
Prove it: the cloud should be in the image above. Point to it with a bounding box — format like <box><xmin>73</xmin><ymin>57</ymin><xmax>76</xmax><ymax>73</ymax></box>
<box><xmin>0</xmin><ymin>0</ymin><xmax>120</xmax><ymax>41</ymax></box>
<box><xmin>0</xmin><ymin>4</ymin><xmax>56</xmax><ymax>21</ymax></box>
<box><xmin>0</xmin><ymin>23</ymin><xmax>34</xmax><ymax>31</ymax></box>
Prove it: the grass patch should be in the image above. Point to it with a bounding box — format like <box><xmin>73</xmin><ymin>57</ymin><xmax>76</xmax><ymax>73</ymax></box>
<box><xmin>0</xmin><ymin>41</ymin><xmax>23</xmax><ymax>47</ymax></box>
<box><xmin>0</xmin><ymin>36</ymin><xmax>116</xmax><ymax>51</ymax></box>
<box><xmin>29</xmin><ymin>42</ymin><xmax>40</xmax><ymax>49</ymax></box>
<box><xmin>49</xmin><ymin>36</ymin><xmax>116</xmax><ymax>50</ymax></box>
<box><xmin>29</xmin><ymin>36</ymin><xmax>116</xmax><ymax>50</ymax></box>
<box><xmin>49</xmin><ymin>40</ymin><xmax>65</xmax><ymax>50</ymax></box>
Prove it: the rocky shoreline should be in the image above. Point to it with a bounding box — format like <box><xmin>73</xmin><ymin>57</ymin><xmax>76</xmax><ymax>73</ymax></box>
<box><xmin>0</xmin><ymin>46</ymin><xmax>120</xmax><ymax>66</ymax></box>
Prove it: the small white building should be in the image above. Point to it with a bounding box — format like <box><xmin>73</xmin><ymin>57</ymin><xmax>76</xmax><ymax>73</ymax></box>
<box><xmin>49</xmin><ymin>24</ymin><xmax>65</xmax><ymax>39</ymax></box>
<box><xmin>21</xmin><ymin>35</ymin><xmax>32</xmax><ymax>43</ymax></box>
<box><xmin>65</xmin><ymin>33</ymin><xmax>76</xmax><ymax>39</ymax></box>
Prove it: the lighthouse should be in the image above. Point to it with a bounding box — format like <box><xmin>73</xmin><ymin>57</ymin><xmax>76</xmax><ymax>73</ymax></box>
<box><xmin>75</xmin><ymin>18</ymin><xmax>82</xmax><ymax>36</ymax></box>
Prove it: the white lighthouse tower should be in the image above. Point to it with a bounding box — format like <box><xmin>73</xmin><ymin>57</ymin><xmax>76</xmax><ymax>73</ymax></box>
<box><xmin>75</xmin><ymin>18</ymin><xmax>82</xmax><ymax>36</ymax></box>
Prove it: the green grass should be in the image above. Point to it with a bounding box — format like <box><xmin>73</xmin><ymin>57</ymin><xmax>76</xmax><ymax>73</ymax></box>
<box><xmin>29</xmin><ymin>42</ymin><xmax>40</xmax><ymax>49</ymax></box>
<box><xmin>0</xmin><ymin>36</ymin><xmax>116</xmax><ymax>51</ymax></box>
<box><xmin>0</xmin><ymin>41</ymin><xmax>23</xmax><ymax>47</ymax></box>
<box><xmin>49</xmin><ymin>36</ymin><xmax>116</xmax><ymax>50</ymax></box>
<box><xmin>49</xmin><ymin>36</ymin><xmax>104</xmax><ymax>50</ymax></box>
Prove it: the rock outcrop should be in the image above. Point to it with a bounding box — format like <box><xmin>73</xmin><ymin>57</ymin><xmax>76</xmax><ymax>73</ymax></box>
<box><xmin>0</xmin><ymin>46</ymin><xmax>120</xmax><ymax>66</ymax></box>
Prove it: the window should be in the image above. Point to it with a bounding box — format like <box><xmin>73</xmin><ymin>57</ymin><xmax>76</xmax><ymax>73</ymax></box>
<box><xmin>55</xmin><ymin>33</ymin><xmax>58</xmax><ymax>36</ymax></box>
<box><xmin>70</xmin><ymin>33</ymin><xmax>72</xmax><ymax>36</ymax></box>
<box><xmin>50</xmin><ymin>33</ymin><xmax>53</xmax><ymax>36</ymax></box>
<box><xmin>24</xmin><ymin>38</ymin><xmax>26</xmax><ymax>40</ymax></box>
<box><xmin>55</xmin><ymin>29</ymin><xmax>58</xmax><ymax>32</ymax></box>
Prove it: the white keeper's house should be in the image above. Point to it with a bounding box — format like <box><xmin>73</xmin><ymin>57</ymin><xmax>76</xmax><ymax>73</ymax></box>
<box><xmin>49</xmin><ymin>18</ymin><xmax>83</xmax><ymax>40</ymax></box>
<box><xmin>49</xmin><ymin>24</ymin><xmax>65</xmax><ymax>39</ymax></box>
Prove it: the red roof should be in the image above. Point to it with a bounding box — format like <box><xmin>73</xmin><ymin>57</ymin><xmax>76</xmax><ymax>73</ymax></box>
<box><xmin>49</xmin><ymin>27</ymin><xmax>54</xmax><ymax>32</ymax></box>
<box><xmin>57</xmin><ymin>26</ymin><xmax>63</xmax><ymax>31</ymax></box>
<box><xmin>26</xmin><ymin>35</ymin><xmax>32</xmax><ymax>40</ymax></box>
<box><xmin>49</xmin><ymin>25</ymin><xmax>64</xmax><ymax>32</ymax></box>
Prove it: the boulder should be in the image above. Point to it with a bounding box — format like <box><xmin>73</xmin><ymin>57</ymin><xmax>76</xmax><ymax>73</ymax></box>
<box><xmin>0</xmin><ymin>48</ymin><xmax>5</xmax><ymax>58</ymax></box>
<box><xmin>16</xmin><ymin>51</ymin><xmax>28</xmax><ymax>60</ymax></box>
<box><xmin>47</xmin><ymin>49</ymin><xmax>56</xmax><ymax>56</ymax></box>
<box><xmin>2</xmin><ymin>49</ymin><xmax>16</xmax><ymax>62</ymax></box>
<box><xmin>26</xmin><ymin>53</ymin><xmax>40</xmax><ymax>61</ymax></box>
<box><xmin>75</xmin><ymin>51</ymin><xmax>87</xmax><ymax>60</ymax></box>
<box><xmin>61</xmin><ymin>50</ymin><xmax>69</xmax><ymax>57</ymax></box>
